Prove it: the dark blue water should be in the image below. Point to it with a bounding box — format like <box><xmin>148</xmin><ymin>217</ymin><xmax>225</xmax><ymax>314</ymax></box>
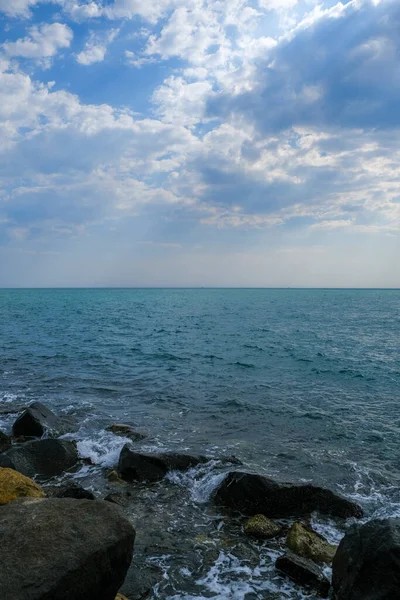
<box><xmin>1</xmin><ymin>288</ymin><xmax>400</xmax><ymax>598</ymax></box>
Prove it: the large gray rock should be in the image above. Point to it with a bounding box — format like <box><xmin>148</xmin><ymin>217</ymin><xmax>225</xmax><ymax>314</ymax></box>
<box><xmin>0</xmin><ymin>497</ymin><xmax>135</xmax><ymax>600</ymax></box>
<box><xmin>12</xmin><ymin>402</ymin><xmax>75</xmax><ymax>438</ymax></box>
<box><xmin>118</xmin><ymin>445</ymin><xmax>209</xmax><ymax>482</ymax></box>
<box><xmin>6</xmin><ymin>439</ymin><xmax>78</xmax><ymax>478</ymax></box>
<box><xmin>213</xmin><ymin>472</ymin><xmax>363</xmax><ymax>519</ymax></box>
<box><xmin>332</xmin><ymin>518</ymin><xmax>400</xmax><ymax>600</ymax></box>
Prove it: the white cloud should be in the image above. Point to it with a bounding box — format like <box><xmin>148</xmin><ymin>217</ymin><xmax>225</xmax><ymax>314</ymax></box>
<box><xmin>3</xmin><ymin>23</ymin><xmax>73</xmax><ymax>60</ymax></box>
<box><xmin>64</xmin><ymin>1</ymin><xmax>102</xmax><ymax>20</ymax></box>
<box><xmin>76</xmin><ymin>44</ymin><xmax>106</xmax><ymax>65</ymax></box>
<box><xmin>0</xmin><ymin>0</ymin><xmax>43</xmax><ymax>17</ymax></box>
<box><xmin>76</xmin><ymin>29</ymin><xmax>119</xmax><ymax>65</ymax></box>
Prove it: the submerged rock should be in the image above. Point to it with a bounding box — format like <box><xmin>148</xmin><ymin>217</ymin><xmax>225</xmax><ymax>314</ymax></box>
<box><xmin>107</xmin><ymin>469</ymin><xmax>126</xmax><ymax>484</ymax></box>
<box><xmin>332</xmin><ymin>518</ymin><xmax>400</xmax><ymax>600</ymax></box>
<box><xmin>0</xmin><ymin>498</ymin><xmax>135</xmax><ymax>600</ymax></box>
<box><xmin>276</xmin><ymin>551</ymin><xmax>330</xmax><ymax>597</ymax></box>
<box><xmin>12</xmin><ymin>401</ymin><xmax>76</xmax><ymax>438</ymax></box>
<box><xmin>104</xmin><ymin>491</ymin><xmax>133</xmax><ymax>507</ymax></box>
<box><xmin>45</xmin><ymin>482</ymin><xmax>95</xmax><ymax>500</ymax></box>
<box><xmin>0</xmin><ymin>431</ymin><xmax>11</xmax><ymax>452</ymax></box>
<box><xmin>0</xmin><ymin>468</ymin><xmax>45</xmax><ymax>505</ymax></box>
<box><xmin>214</xmin><ymin>472</ymin><xmax>363</xmax><ymax>519</ymax></box>
<box><xmin>106</xmin><ymin>424</ymin><xmax>147</xmax><ymax>442</ymax></box>
<box><xmin>243</xmin><ymin>514</ymin><xmax>282</xmax><ymax>539</ymax></box>
<box><xmin>6</xmin><ymin>439</ymin><xmax>78</xmax><ymax>478</ymax></box>
<box><xmin>287</xmin><ymin>522</ymin><xmax>336</xmax><ymax>564</ymax></box>
<box><xmin>118</xmin><ymin>445</ymin><xmax>209</xmax><ymax>482</ymax></box>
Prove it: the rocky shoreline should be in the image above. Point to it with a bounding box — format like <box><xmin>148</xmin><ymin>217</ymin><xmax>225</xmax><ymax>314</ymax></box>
<box><xmin>0</xmin><ymin>401</ymin><xmax>398</xmax><ymax>599</ymax></box>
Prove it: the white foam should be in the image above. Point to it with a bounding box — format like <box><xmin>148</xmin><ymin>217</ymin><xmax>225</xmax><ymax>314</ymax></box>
<box><xmin>166</xmin><ymin>462</ymin><xmax>228</xmax><ymax>504</ymax></box>
<box><xmin>76</xmin><ymin>432</ymin><xmax>129</xmax><ymax>468</ymax></box>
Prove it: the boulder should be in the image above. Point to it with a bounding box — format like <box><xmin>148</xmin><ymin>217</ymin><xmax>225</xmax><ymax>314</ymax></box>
<box><xmin>243</xmin><ymin>514</ymin><xmax>282</xmax><ymax>539</ymax></box>
<box><xmin>276</xmin><ymin>551</ymin><xmax>330</xmax><ymax>597</ymax></box>
<box><xmin>118</xmin><ymin>445</ymin><xmax>209</xmax><ymax>482</ymax></box>
<box><xmin>12</xmin><ymin>401</ymin><xmax>75</xmax><ymax>438</ymax></box>
<box><xmin>332</xmin><ymin>518</ymin><xmax>400</xmax><ymax>600</ymax></box>
<box><xmin>0</xmin><ymin>453</ymin><xmax>15</xmax><ymax>469</ymax></box>
<box><xmin>287</xmin><ymin>522</ymin><xmax>336</xmax><ymax>564</ymax></box>
<box><xmin>45</xmin><ymin>482</ymin><xmax>95</xmax><ymax>500</ymax></box>
<box><xmin>106</xmin><ymin>424</ymin><xmax>146</xmax><ymax>442</ymax></box>
<box><xmin>0</xmin><ymin>498</ymin><xmax>135</xmax><ymax>600</ymax></box>
<box><xmin>0</xmin><ymin>468</ymin><xmax>45</xmax><ymax>505</ymax></box>
<box><xmin>214</xmin><ymin>472</ymin><xmax>363</xmax><ymax>519</ymax></box>
<box><xmin>0</xmin><ymin>431</ymin><xmax>11</xmax><ymax>452</ymax></box>
<box><xmin>6</xmin><ymin>439</ymin><xmax>78</xmax><ymax>478</ymax></box>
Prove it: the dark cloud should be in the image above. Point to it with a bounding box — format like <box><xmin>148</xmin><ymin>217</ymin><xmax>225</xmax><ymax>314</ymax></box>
<box><xmin>208</xmin><ymin>0</ymin><xmax>400</xmax><ymax>132</ymax></box>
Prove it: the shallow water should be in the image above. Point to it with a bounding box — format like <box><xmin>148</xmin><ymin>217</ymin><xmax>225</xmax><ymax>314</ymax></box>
<box><xmin>1</xmin><ymin>288</ymin><xmax>399</xmax><ymax>598</ymax></box>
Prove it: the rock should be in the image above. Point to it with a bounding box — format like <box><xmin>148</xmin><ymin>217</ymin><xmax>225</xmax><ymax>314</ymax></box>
<box><xmin>244</xmin><ymin>514</ymin><xmax>282</xmax><ymax>539</ymax></box>
<box><xmin>287</xmin><ymin>522</ymin><xmax>336</xmax><ymax>564</ymax></box>
<box><xmin>107</xmin><ymin>469</ymin><xmax>126</xmax><ymax>484</ymax></box>
<box><xmin>332</xmin><ymin>518</ymin><xmax>400</xmax><ymax>600</ymax></box>
<box><xmin>118</xmin><ymin>445</ymin><xmax>209</xmax><ymax>482</ymax></box>
<box><xmin>0</xmin><ymin>431</ymin><xmax>11</xmax><ymax>452</ymax></box>
<box><xmin>0</xmin><ymin>498</ymin><xmax>135</xmax><ymax>600</ymax></box>
<box><xmin>104</xmin><ymin>491</ymin><xmax>133</xmax><ymax>507</ymax></box>
<box><xmin>214</xmin><ymin>472</ymin><xmax>363</xmax><ymax>519</ymax></box>
<box><xmin>12</xmin><ymin>401</ymin><xmax>75</xmax><ymax>438</ymax></box>
<box><xmin>0</xmin><ymin>468</ymin><xmax>45</xmax><ymax>505</ymax></box>
<box><xmin>6</xmin><ymin>439</ymin><xmax>78</xmax><ymax>478</ymax></box>
<box><xmin>0</xmin><ymin>454</ymin><xmax>15</xmax><ymax>469</ymax></box>
<box><xmin>45</xmin><ymin>482</ymin><xmax>95</xmax><ymax>500</ymax></box>
<box><xmin>276</xmin><ymin>551</ymin><xmax>330</xmax><ymax>597</ymax></box>
<box><xmin>106</xmin><ymin>424</ymin><xmax>147</xmax><ymax>442</ymax></box>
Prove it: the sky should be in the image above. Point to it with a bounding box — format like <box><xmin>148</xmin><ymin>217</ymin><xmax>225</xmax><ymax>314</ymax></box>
<box><xmin>0</xmin><ymin>0</ymin><xmax>399</xmax><ymax>287</ymax></box>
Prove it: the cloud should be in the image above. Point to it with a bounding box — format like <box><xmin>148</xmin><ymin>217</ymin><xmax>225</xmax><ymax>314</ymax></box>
<box><xmin>208</xmin><ymin>0</ymin><xmax>400</xmax><ymax>132</ymax></box>
<box><xmin>0</xmin><ymin>0</ymin><xmax>45</xmax><ymax>17</ymax></box>
<box><xmin>3</xmin><ymin>23</ymin><xmax>73</xmax><ymax>60</ymax></box>
<box><xmin>76</xmin><ymin>29</ymin><xmax>119</xmax><ymax>65</ymax></box>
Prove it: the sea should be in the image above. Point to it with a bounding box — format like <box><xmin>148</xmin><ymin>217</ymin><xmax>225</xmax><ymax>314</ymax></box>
<box><xmin>1</xmin><ymin>288</ymin><xmax>399</xmax><ymax>599</ymax></box>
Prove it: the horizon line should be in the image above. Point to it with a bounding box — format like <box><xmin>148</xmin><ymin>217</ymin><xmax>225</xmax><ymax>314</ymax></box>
<box><xmin>0</xmin><ymin>287</ymin><xmax>399</xmax><ymax>291</ymax></box>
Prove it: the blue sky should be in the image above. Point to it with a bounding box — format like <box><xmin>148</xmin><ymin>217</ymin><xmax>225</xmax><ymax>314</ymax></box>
<box><xmin>0</xmin><ymin>0</ymin><xmax>399</xmax><ymax>287</ymax></box>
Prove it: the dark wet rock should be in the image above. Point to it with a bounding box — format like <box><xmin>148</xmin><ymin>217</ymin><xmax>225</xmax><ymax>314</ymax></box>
<box><xmin>45</xmin><ymin>482</ymin><xmax>95</xmax><ymax>500</ymax></box>
<box><xmin>0</xmin><ymin>431</ymin><xmax>11</xmax><ymax>452</ymax></box>
<box><xmin>244</xmin><ymin>514</ymin><xmax>282</xmax><ymax>539</ymax></box>
<box><xmin>287</xmin><ymin>522</ymin><xmax>336</xmax><ymax>564</ymax></box>
<box><xmin>106</xmin><ymin>424</ymin><xmax>147</xmax><ymax>442</ymax></box>
<box><xmin>118</xmin><ymin>445</ymin><xmax>209</xmax><ymax>482</ymax></box>
<box><xmin>0</xmin><ymin>453</ymin><xmax>15</xmax><ymax>469</ymax></box>
<box><xmin>0</xmin><ymin>497</ymin><xmax>135</xmax><ymax>600</ymax></box>
<box><xmin>332</xmin><ymin>518</ymin><xmax>400</xmax><ymax>600</ymax></box>
<box><xmin>276</xmin><ymin>551</ymin><xmax>330</xmax><ymax>597</ymax></box>
<box><xmin>119</xmin><ymin>560</ymin><xmax>163</xmax><ymax>600</ymax></box>
<box><xmin>214</xmin><ymin>472</ymin><xmax>363</xmax><ymax>519</ymax></box>
<box><xmin>104</xmin><ymin>491</ymin><xmax>133</xmax><ymax>507</ymax></box>
<box><xmin>12</xmin><ymin>401</ymin><xmax>76</xmax><ymax>438</ymax></box>
<box><xmin>6</xmin><ymin>438</ymin><xmax>78</xmax><ymax>479</ymax></box>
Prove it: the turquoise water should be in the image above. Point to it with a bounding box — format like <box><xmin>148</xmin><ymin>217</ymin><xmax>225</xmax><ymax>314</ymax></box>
<box><xmin>1</xmin><ymin>288</ymin><xmax>400</xmax><ymax>598</ymax></box>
